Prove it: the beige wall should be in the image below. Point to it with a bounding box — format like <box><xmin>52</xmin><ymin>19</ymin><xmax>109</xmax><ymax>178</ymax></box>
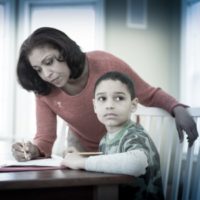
<box><xmin>104</xmin><ymin>0</ymin><xmax>181</xmax><ymax>99</ymax></box>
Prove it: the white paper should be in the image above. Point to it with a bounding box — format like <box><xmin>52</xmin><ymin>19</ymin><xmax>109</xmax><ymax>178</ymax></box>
<box><xmin>0</xmin><ymin>155</ymin><xmax>63</xmax><ymax>167</ymax></box>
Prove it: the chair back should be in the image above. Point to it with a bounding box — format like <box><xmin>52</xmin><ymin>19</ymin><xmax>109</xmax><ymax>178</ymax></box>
<box><xmin>132</xmin><ymin>106</ymin><xmax>200</xmax><ymax>200</ymax></box>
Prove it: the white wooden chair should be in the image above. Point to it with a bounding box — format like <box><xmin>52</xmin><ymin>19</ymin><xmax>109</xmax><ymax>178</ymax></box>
<box><xmin>132</xmin><ymin>106</ymin><xmax>200</xmax><ymax>200</ymax></box>
<box><xmin>54</xmin><ymin>106</ymin><xmax>200</xmax><ymax>199</ymax></box>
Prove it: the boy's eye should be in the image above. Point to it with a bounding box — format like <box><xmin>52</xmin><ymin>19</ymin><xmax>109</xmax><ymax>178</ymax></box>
<box><xmin>114</xmin><ymin>96</ymin><xmax>125</xmax><ymax>101</ymax></box>
<box><xmin>97</xmin><ymin>96</ymin><xmax>106</xmax><ymax>102</ymax></box>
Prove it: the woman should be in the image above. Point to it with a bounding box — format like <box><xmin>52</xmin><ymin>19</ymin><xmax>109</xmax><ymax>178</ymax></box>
<box><xmin>12</xmin><ymin>27</ymin><xmax>198</xmax><ymax>161</ymax></box>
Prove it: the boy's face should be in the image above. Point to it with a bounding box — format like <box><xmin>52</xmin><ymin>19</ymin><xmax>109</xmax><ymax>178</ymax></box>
<box><xmin>93</xmin><ymin>80</ymin><xmax>138</xmax><ymax>132</ymax></box>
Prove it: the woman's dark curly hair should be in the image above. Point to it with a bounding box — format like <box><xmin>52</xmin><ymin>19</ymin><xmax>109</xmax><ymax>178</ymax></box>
<box><xmin>17</xmin><ymin>27</ymin><xmax>86</xmax><ymax>95</ymax></box>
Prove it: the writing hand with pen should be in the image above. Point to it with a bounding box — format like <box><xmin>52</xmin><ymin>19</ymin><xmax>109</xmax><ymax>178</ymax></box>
<box><xmin>12</xmin><ymin>141</ymin><xmax>41</xmax><ymax>162</ymax></box>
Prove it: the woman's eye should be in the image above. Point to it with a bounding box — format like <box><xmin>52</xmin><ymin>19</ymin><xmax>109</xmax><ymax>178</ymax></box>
<box><xmin>45</xmin><ymin>58</ymin><xmax>53</xmax><ymax>65</ymax></box>
<box><xmin>36</xmin><ymin>69</ymin><xmax>42</xmax><ymax>73</ymax></box>
<box><xmin>33</xmin><ymin>66</ymin><xmax>42</xmax><ymax>73</ymax></box>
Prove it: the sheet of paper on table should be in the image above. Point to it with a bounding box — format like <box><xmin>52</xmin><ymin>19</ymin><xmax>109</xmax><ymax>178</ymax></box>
<box><xmin>0</xmin><ymin>155</ymin><xmax>62</xmax><ymax>167</ymax></box>
<box><xmin>0</xmin><ymin>152</ymin><xmax>102</xmax><ymax>172</ymax></box>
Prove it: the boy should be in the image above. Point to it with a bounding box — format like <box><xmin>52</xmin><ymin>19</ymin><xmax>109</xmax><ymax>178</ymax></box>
<box><xmin>61</xmin><ymin>71</ymin><xmax>164</xmax><ymax>199</ymax></box>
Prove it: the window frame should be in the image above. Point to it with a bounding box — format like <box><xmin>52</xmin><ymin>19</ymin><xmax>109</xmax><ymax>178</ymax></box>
<box><xmin>0</xmin><ymin>0</ymin><xmax>17</xmax><ymax>141</ymax></box>
<box><xmin>180</xmin><ymin>0</ymin><xmax>200</xmax><ymax>106</ymax></box>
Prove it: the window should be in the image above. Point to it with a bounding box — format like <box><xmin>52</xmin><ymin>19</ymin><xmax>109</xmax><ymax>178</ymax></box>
<box><xmin>0</xmin><ymin>0</ymin><xmax>16</xmax><ymax>141</ymax></box>
<box><xmin>181</xmin><ymin>0</ymin><xmax>200</xmax><ymax>107</ymax></box>
<box><xmin>126</xmin><ymin>0</ymin><xmax>147</xmax><ymax>29</ymax></box>
<box><xmin>0</xmin><ymin>3</ymin><xmax>5</xmax><ymax>139</ymax></box>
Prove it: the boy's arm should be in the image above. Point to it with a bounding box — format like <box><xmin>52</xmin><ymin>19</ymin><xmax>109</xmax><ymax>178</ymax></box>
<box><xmin>85</xmin><ymin>150</ymin><xmax>148</xmax><ymax>176</ymax></box>
<box><xmin>61</xmin><ymin>150</ymin><xmax>147</xmax><ymax>176</ymax></box>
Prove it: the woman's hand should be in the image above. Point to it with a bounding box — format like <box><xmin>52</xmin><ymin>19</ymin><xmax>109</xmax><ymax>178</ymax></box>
<box><xmin>61</xmin><ymin>152</ymin><xmax>86</xmax><ymax>170</ymax></box>
<box><xmin>12</xmin><ymin>141</ymin><xmax>41</xmax><ymax>162</ymax></box>
<box><xmin>173</xmin><ymin>106</ymin><xmax>198</xmax><ymax>147</ymax></box>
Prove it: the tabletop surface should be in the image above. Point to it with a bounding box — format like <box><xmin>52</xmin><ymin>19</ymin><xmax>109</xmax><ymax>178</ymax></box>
<box><xmin>0</xmin><ymin>169</ymin><xmax>133</xmax><ymax>190</ymax></box>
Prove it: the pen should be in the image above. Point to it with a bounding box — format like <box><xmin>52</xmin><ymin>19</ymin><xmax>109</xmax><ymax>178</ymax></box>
<box><xmin>76</xmin><ymin>152</ymin><xmax>102</xmax><ymax>156</ymax></box>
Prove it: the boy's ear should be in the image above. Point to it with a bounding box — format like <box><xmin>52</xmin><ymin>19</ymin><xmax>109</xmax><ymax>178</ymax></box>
<box><xmin>131</xmin><ymin>98</ymin><xmax>138</xmax><ymax>113</ymax></box>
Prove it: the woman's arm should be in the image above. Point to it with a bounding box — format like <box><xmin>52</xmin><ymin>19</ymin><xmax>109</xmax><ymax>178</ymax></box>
<box><xmin>104</xmin><ymin>52</ymin><xmax>198</xmax><ymax>146</ymax></box>
<box><xmin>64</xmin><ymin>128</ymin><xmax>87</xmax><ymax>155</ymax></box>
<box><xmin>33</xmin><ymin>96</ymin><xmax>57</xmax><ymax>157</ymax></box>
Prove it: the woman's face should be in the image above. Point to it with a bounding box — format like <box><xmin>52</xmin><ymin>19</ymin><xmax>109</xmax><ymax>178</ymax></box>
<box><xmin>28</xmin><ymin>46</ymin><xmax>70</xmax><ymax>88</ymax></box>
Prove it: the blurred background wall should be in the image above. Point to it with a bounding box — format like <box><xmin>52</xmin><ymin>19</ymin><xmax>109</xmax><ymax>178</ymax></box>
<box><xmin>105</xmin><ymin>0</ymin><xmax>181</xmax><ymax>98</ymax></box>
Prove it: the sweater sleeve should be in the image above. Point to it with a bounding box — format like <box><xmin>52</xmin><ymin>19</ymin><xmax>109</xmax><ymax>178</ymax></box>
<box><xmin>33</xmin><ymin>96</ymin><xmax>57</xmax><ymax>157</ymax></box>
<box><xmin>85</xmin><ymin>150</ymin><xmax>148</xmax><ymax>176</ymax></box>
<box><xmin>115</xmin><ymin>57</ymin><xmax>185</xmax><ymax>113</ymax></box>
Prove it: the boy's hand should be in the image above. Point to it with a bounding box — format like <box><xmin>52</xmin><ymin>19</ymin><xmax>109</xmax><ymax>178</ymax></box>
<box><xmin>173</xmin><ymin>106</ymin><xmax>198</xmax><ymax>147</ymax></box>
<box><xmin>12</xmin><ymin>141</ymin><xmax>41</xmax><ymax>162</ymax></box>
<box><xmin>61</xmin><ymin>153</ymin><xmax>86</xmax><ymax>170</ymax></box>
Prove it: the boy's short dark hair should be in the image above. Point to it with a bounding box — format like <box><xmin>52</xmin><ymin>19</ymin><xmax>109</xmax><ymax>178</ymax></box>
<box><xmin>94</xmin><ymin>71</ymin><xmax>136</xmax><ymax>99</ymax></box>
<box><xmin>17</xmin><ymin>27</ymin><xmax>85</xmax><ymax>95</ymax></box>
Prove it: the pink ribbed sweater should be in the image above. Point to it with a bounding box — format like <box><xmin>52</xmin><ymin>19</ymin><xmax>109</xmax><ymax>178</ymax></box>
<box><xmin>34</xmin><ymin>51</ymin><xmax>180</xmax><ymax>156</ymax></box>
